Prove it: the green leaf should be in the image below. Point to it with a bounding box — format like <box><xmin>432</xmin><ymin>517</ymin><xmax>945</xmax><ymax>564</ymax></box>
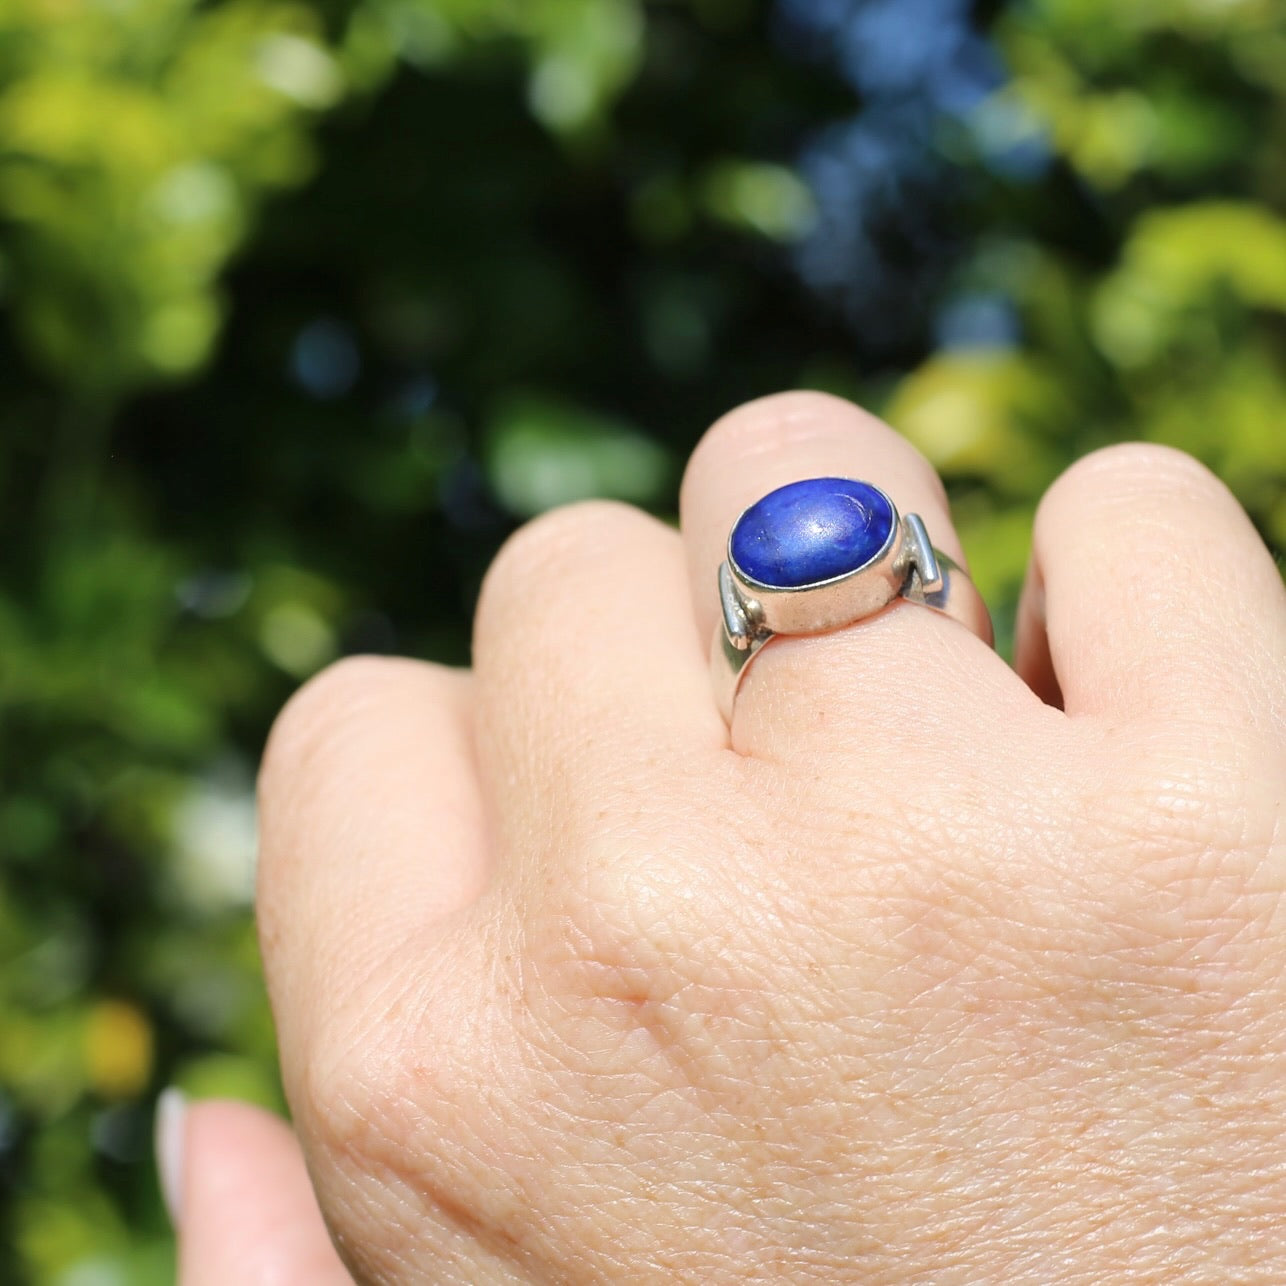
<box><xmin>486</xmin><ymin>395</ymin><xmax>674</xmax><ymax>516</ymax></box>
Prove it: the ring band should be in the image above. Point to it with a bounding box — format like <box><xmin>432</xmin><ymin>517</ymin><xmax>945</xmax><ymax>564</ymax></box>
<box><xmin>711</xmin><ymin>477</ymin><xmax>991</xmax><ymax>723</ymax></box>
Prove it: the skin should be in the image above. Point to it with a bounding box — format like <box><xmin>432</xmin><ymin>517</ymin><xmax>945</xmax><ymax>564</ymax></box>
<box><xmin>167</xmin><ymin>393</ymin><xmax>1285</xmax><ymax>1283</ymax></box>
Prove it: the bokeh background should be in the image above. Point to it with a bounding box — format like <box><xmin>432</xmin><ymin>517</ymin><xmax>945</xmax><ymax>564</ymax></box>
<box><xmin>1</xmin><ymin>0</ymin><xmax>1284</xmax><ymax>1280</ymax></box>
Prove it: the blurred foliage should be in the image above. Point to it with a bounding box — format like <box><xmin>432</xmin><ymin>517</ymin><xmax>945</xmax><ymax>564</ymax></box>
<box><xmin>0</xmin><ymin>0</ymin><xmax>1282</xmax><ymax>1280</ymax></box>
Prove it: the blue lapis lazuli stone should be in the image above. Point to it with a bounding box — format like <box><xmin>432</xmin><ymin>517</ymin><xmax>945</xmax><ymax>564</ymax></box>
<box><xmin>730</xmin><ymin>477</ymin><xmax>894</xmax><ymax>589</ymax></box>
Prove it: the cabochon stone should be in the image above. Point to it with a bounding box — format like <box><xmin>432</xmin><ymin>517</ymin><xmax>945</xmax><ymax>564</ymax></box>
<box><xmin>729</xmin><ymin>477</ymin><xmax>894</xmax><ymax>588</ymax></box>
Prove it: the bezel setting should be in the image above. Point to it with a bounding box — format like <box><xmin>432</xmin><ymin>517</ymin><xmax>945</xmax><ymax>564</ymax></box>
<box><xmin>712</xmin><ymin>476</ymin><xmax>969</xmax><ymax>723</ymax></box>
<box><xmin>720</xmin><ymin>481</ymin><xmax>937</xmax><ymax>644</ymax></box>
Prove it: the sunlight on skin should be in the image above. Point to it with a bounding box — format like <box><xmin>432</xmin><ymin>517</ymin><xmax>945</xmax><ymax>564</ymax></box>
<box><xmin>176</xmin><ymin>395</ymin><xmax>1285</xmax><ymax>1284</ymax></box>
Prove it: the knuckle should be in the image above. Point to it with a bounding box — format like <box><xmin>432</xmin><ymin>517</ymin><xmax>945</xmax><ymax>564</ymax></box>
<box><xmin>1044</xmin><ymin>441</ymin><xmax>1227</xmax><ymax>516</ymax></box>
<box><xmin>476</xmin><ymin>499</ymin><xmax>641</xmax><ymax>627</ymax></box>
<box><xmin>694</xmin><ymin>390</ymin><xmax>854</xmax><ymax>459</ymax></box>
<box><xmin>292</xmin><ymin>1022</ymin><xmax>383</xmax><ymax>1163</ymax></box>
<box><xmin>292</xmin><ymin>1032</ymin><xmax>438</xmax><ymax>1248</ymax></box>
<box><xmin>518</xmin><ymin>803</ymin><xmax>867</xmax><ymax>1080</ymax></box>
<box><xmin>293</xmin><ymin>964</ymin><xmax>459</xmax><ymax>1161</ymax></box>
<box><xmin>686</xmin><ymin>389</ymin><xmax>948</xmax><ymax>506</ymax></box>
<box><xmin>713</xmin><ymin>388</ymin><xmax>857</xmax><ymax>434</ymax></box>
<box><xmin>694</xmin><ymin>391</ymin><xmax>851</xmax><ymax>467</ymax></box>
<box><xmin>260</xmin><ymin>654</ymin><xmax>403</xmax><ymax>791</ymax></box>
<box><xmin>291</xmin><ymin>1031</ymin><xmax>431</xmax><ymax>1273</ymax></box>
<box><xmin>256</xmin><ymin>654</ymin><xmax>434</xmax><ymax>914</ymax></box>
<box><xmin>1058</xmin><ymin>734</ymin><xmax>1284</xmax><ymax>1019</ymax></box>
<box><xmin>1124</xmin><ymin>720</ymin><xmax>1274</xmax><ymax>841</ymax></box>
<box><xmin>291</xmin><ymin>939</ymin><xmax>523</xmax><ymax>1240</ymax></box>
<box><xmin>529</xmin><ymin>829</ymin><xmax>743</xmax><ymax>999</ymax></box>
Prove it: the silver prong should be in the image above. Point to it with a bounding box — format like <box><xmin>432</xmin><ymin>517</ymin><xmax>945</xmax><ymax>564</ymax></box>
<box><xmin>719</xmin><ymin>562</ymin><xmax>757</xmax><ymax>650</ymax></box>
<box><xmin>902</xmin><ymin>513</ymin><xmax>944</xmax><ymax>595</ymax></box>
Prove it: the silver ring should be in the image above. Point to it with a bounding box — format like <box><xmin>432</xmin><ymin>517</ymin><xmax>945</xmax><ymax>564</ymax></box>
<box><xmin>711</xmin><ymin>477</ymin><xmax>991</xmax><ymax>723</ymax></box>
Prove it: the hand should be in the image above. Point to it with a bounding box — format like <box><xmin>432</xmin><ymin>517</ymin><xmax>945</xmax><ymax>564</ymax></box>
<box><xmin>169</xmin><ymin>393</ymin><xmax>1285</xmax><ymax>1282</ymax></box>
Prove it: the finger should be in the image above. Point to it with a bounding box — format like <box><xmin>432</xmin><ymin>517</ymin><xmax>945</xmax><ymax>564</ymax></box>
<box><xmin>162</xmin><ymin>1095</ymin><xmax>352</xmax><ymax>1285</ymax></box>
<box><xmin>680</xmin><ymin>391</ymin><xmax>1012</xmax><ymax>758</ymax></box>
<box><xmin>1014</xmin><ymin>443</ymin><xmax>1286</xmax><ymax>721</ymax></box>
<box><xmin>257</xmin><ymin>657</ymin><xmax>487</xmax><ymax>1082</ymax></box>
<box><xmin>472</xmin><ymin>500</ymin><xmax>724</xmax><ymax>850</ymax></box>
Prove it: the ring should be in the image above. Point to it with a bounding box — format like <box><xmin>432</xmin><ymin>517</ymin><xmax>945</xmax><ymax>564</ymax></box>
<box><xmin>711</xmin><ymin>477</ymin><xmax>991</xmax><ymax>722</ymax></box>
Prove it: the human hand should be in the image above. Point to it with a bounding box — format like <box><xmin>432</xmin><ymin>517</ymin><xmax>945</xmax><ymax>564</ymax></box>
<box><xmin>167</xmin><ymin>393</ymin><xmax>1285</xmax><ymax>1282</ymax></box>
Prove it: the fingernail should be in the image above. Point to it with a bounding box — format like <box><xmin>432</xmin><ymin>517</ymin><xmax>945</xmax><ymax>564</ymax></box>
<box><xmin>155</xmin><ymin>1087</ymin><xmax>188</xmax><ymax>1227</ymax></box>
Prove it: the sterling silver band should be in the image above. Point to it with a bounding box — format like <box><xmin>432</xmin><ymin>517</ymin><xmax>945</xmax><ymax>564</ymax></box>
<box><xmin>711</xmin><ymin>493</ymin><xmax>991</xmax><ymax>724</ymax></box>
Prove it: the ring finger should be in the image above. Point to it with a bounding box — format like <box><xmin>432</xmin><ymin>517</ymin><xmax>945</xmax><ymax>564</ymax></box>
<box><xmin>680</xmin><ymin>391</ymin><xmax>1018</xmax><ymax>760</ymax></box>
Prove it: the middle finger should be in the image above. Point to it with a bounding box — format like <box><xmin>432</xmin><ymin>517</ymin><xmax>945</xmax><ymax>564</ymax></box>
<box><xmin>472</xmin><ymin>499</ymin><xmax>726</xmax><ymax>865</ymax></box>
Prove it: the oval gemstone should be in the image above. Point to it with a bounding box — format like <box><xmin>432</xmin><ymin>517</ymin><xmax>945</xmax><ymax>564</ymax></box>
<box><xmin>729</xmin><ymin>477</ymin><xmax>894</xmax><ymax>588</ymax></box>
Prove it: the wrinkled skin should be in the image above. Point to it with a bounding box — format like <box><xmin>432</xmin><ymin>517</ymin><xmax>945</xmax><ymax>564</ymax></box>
<box><xmin>174</xmin><ymin>395</ymin><xmax>1285</xmax><ymax>1284</ymax></box>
